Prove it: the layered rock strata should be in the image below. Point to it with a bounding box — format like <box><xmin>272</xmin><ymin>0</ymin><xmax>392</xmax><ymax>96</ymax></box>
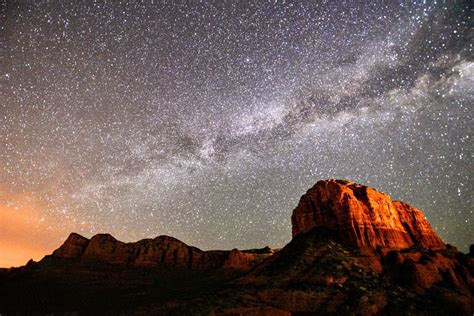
<box><xmin>291</xmin><ymin>179</ymin><xmax>445</xmax><ymax>250</ymax></box>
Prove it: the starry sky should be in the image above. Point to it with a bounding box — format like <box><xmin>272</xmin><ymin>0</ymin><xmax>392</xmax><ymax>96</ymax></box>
<box><xmin>1</xmin><ymin>1</ymin><xmax>472</xmax><ymax>267</ymax></box>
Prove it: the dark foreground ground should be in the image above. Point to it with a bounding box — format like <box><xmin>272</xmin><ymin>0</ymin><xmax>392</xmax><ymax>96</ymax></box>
<box><xmin>1</xmin><ymin>229</ymin><xmax>473</xmax><ymax>315</ymax></box>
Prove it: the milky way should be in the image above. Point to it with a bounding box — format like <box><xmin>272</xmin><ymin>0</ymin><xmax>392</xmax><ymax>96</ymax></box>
<box><xmin>1</xmin><ymin>1</ymin><xmax>472</xmax><ymax>261</ymax></box>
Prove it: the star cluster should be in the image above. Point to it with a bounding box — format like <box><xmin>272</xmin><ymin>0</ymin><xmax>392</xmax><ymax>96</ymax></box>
<box><xmin>1</xmin><ymin>1</ymin><xmax>472</xmax><ymax>264</ymax></box>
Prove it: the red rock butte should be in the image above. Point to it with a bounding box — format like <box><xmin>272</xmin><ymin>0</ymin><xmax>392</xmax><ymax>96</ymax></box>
<box><xmin>291</xmin><ymin>179</ymin><xmax>446</xmax><ymax>250</ymax></box>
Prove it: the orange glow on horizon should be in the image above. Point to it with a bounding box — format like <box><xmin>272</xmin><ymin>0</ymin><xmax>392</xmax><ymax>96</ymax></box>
<box><xmin>0</xmin><ymin>191</ymin><xmax>74</xmax><ymax>268</ymax></box>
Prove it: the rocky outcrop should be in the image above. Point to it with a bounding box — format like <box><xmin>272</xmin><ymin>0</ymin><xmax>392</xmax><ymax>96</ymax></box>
<box><xmin>52</xmin><ymin>233</ymin><xmax>271</xmax><ymax>272</ymax></box>
<box><xmin>385</xmin><ymin>247</ymin><xmax>474</xmax><ymax>291</ymax></box>
<box><xmin>239</xmin><ymin>227</ymin><xmax>473</xmax><ymax>315</ymax></box>
<box><xmin>52</xmin><ymin>232</ymin><xmax>89</xmax><ymax>258</ymax></box>
<box><xmin>291</xmin><ymin>179</ymin><xmax>445</xmax><ymax>250</ymax></box>
<box><xmin>223</xmin><ymin>249</ymin><xmax>259</xmax><ymax>270</ymax></box>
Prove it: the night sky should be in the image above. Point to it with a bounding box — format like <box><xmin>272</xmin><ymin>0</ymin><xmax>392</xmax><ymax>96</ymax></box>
<box><xmin>1</xmin><ymin>1</ymin><xmax>472</xmax><ymax>267</ymax></box>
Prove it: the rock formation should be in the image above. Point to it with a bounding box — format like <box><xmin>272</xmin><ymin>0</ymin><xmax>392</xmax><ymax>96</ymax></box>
<box><xmin>291</xmin><ymin>179</ymin><xmax>445</xmax><ymax>250</ymax></box>
<box><xmin>1</xmin><ymin>179</ymin><xmax>472</xmax><ymax>315</ymax></box>
<box><xmin>52</xmin><ymin>232</ymin><xmax>270</xmax><ymax>271</ymax></box>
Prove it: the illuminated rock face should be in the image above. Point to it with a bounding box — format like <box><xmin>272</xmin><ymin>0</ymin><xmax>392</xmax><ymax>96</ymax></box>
<box><xmin>291</xmin><ymin>179</ymin><xmax>445</xmax><ymax>250</ymax></box>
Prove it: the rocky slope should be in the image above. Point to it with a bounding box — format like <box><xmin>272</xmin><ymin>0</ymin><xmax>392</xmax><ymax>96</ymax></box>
<box><xmin>0</xmin><ymin>179</ymin><xmax>472</xmax><ymax>315</ymax></box>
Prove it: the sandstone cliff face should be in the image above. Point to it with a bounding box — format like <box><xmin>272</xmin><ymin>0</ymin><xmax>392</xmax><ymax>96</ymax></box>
<box><xmin>385</xmin><ymin>248</ymin><xmax>474</xmax><ymax>291</ymax></box>
<box><xmin>291</xmin><ymin>179</ymin><xmax>445</xmax><ymax>250</ymax></box>
<box><xmin>52</xmin><ymin>233</ymin><xmax>270</xmax><ymax>272</ymax></box>
<box><xmin>223</xmin><ymin>249</ymin><xmax>262</xmax><ymax>270</ymax></box>
<box><xmin>52</xmin><ymin>233</ymin><xmax>89</xmax><ymax>258</ymax></box>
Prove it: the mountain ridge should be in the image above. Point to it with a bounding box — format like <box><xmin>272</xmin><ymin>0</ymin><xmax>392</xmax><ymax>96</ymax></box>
<box><xmin>50</xmin><ymin>231</ymin><xmax>273</xmax><ymax>272</ymax></box>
